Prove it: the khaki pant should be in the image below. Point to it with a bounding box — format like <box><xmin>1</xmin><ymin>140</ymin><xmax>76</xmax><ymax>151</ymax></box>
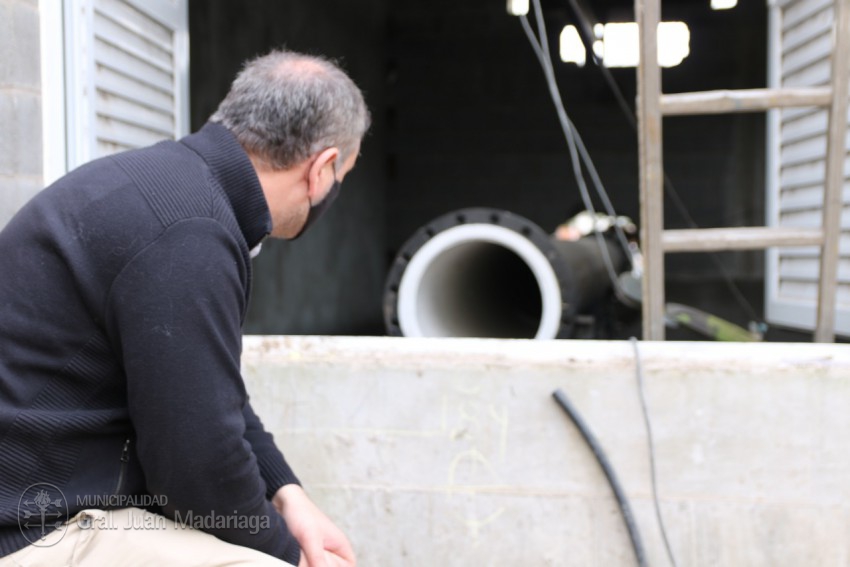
<box><xmin>0</xmin><ymin>508</ymin><xmax>296</xmax><ymax>567</ymax></box>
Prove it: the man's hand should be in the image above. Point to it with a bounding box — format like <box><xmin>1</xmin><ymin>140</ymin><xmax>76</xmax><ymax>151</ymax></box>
<box><xmin>273</xmin><ymin>484</ymin><xmax>356</xmax><ymax>567</ymax></box>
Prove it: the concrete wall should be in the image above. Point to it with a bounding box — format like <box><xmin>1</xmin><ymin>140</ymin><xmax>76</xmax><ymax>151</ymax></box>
<box><xmin>243</xmin><ymin>336</ymin><xmax>850</xmax><ymax>566</ymax></box>
<box><xmin>0</xmin><ymin>0</ymin><xmax>42</xmax><ymax>228</ymax></box>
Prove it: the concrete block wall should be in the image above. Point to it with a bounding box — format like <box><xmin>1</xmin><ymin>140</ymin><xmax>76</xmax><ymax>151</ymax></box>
<box><xmin>243</xmin><ymin>337</ymin><xmax>850</xmax><ymax>566</ymax></box>
<box><xmin>0</xmin><ymin>0</ymin><xmax>42</xmax><ymax>228</ymax></box>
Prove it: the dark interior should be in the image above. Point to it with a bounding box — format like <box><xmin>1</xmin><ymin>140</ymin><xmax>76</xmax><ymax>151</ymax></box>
<box><xmin>188</xmin><ymin>0</ymin><xmax>815</xmax><ymax>341</ymax></box>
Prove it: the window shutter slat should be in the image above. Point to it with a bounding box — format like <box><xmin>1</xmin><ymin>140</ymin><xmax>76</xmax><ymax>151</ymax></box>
<box><xmin>767</xmin><ymin>0</ymin><xmax>850</xmax><ymax>334</ymax></box>
<box><xmin>64</xmin><ymin>0</ymin><xmax>188</xmax><ymax>167</ymax></box>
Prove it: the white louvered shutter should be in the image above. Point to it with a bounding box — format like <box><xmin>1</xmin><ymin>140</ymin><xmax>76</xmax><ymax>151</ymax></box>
<box><xmin>766</xmin><ymin>0</ymin><xmax>850</xmax><ymax>335</ymax></box>
<box><xmin>63</xmin><ymin>0</ymin><xmax>189</xmax><ymax>169</ymax></box>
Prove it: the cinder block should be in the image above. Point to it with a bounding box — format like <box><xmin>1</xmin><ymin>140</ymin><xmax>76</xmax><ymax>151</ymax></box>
<box><xmin>0</xmin><ymin>90</ymin><xmax>43</xmax><ymax>176</ymax></box>
<box><xmin>0</xmin><ymin>175</ymin><xmax>43</xmax><ymax>229</ymax></box>
<box><xmin>0</xmin><ymin>0</ymin><xmax>41</xmax><ymax>90</ymax></box>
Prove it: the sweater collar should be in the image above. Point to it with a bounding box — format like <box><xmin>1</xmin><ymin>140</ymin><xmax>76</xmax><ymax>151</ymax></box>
<box><xmin>180</xmin><ymin>122</ymin><xmax>272</xmax><ymax>249</ymax></box>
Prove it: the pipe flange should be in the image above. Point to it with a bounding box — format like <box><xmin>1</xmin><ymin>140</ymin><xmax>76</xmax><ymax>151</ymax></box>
<box><xmin>383</xmin><ymin>208</ymin><xmax>578</xmax><ymax>339</ymax></box>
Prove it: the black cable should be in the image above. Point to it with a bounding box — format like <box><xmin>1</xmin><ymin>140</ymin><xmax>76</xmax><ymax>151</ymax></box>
<box><xmin>521</xmin><ymin>0</ymin><xmax>762</xmax><ymax>329</ymax></box>
<box><xmin>551</xmin><ymin>389</ymin><xmax>648</xmax><ymax>567</ymax></box>
<box><xmin>563</xmin><ymin>0</ymin><xmax>638</xmax><ymax>131</ymax></box>
<box><xmin>667</xmin><ymin>191</ymin><xmax>763</xmax><ymax>325</ymax></box>
<box><xmin>520</xmin><ymin>6</ymin><xmax>634</xmax><ymax>302</ymax></box>
<box><xmin>559</xmin><ymin>0</ymin><xmax>764</xmax><ymax>326</ymax></box>
<box><xmin>631</xmin><ymin>337</ymin><xmax>679</xmax><ymax>567</ymax></box>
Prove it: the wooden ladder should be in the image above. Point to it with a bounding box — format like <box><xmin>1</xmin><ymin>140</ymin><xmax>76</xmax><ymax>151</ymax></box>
<box><xmin>635</xmin><ymin>0</ymin><xmax>850</xmax><ymax>341</ymax></box>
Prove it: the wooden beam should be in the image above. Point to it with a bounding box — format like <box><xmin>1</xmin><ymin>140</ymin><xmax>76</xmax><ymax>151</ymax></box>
<box><xmin>662</xmin><ymin>227</ymin><xmax>824</xmax><ymax>253</ymax></box>
<box><xmin>660</xmin><ymin>87</ymin><xmax>832</xmax><ymax>116</ymax></box>
<box><xmin>636</xmin><ymin>0</ymin><xmax>665</xmax><ymax>340</ymax></box>
<box><xmin>815</xmin><ymin>0</ymin><xmax>850</xmax><ymax>343</ymax></box>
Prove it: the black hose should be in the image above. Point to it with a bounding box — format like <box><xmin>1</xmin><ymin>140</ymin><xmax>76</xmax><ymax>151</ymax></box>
<box><xmin>552</xmin><ymin>389</ymin><xmax>648</xmax><ymax>567</ymax></box>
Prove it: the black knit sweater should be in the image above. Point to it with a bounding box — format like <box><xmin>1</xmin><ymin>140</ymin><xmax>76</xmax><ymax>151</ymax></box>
<box><xmin>0</xmin><ymin>123</ymin><xmax>301</xmax><ymax>563</ymax></box>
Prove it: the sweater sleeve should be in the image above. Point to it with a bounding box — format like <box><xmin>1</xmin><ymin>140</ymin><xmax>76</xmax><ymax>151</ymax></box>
<box><xmin>243</xmin><ymin>400</ymin><xmax>300</xmax><ymax>498</ymax></box>
<box><xmin>105</xmin><ymin>218</ymin><xmax>300</xmax><ymax>563</ymax></box>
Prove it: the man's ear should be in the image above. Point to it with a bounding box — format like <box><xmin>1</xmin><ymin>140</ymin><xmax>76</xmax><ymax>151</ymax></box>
<box><xmin>306</xmin><ymin>147</ymin><xmax>340</xmax><ymax>200</ymax></box>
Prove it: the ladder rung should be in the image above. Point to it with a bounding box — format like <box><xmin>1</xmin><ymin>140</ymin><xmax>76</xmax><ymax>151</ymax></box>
<box><xmin>660</xmin><ymin>87</ymin><xmax>832</xmax><ymax>116</ymax></box>
<box><xmin>662</xmin><ymin>227</ymin><xmax>824</xmax><ymax>253</ymax></box>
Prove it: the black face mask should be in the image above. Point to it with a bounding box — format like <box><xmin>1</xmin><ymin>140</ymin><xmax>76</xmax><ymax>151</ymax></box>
<box><xmin>290</xmin><ymin>174</ymin><xmax>342</xmax><ymax>240</ymax></box>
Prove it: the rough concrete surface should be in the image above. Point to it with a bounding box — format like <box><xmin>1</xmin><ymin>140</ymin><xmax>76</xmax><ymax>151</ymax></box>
<box><xmin>0</xmin><ymin>0</ymin><xmax>41</xmax><ymax>91</ymax></box>
<box><xmin>0</xmin><ymin>0</ymin><xmax>42</xmax><ymax>229</ymax></box>
<box><xmin>242</xmin><ymin>337</ymin><xmax>850</xmax><ymax>566</ymax></box>
<box><xmin>0</xmin><ymin>175</ymin><xmax>42</xmax><ymax>228</ymax></box>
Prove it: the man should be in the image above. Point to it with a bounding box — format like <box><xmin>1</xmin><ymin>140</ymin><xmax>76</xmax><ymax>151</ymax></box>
<box><xmin>0</xmin><ymin>49</ymin><xmax>369</xmax><ymax>566</ymax></box>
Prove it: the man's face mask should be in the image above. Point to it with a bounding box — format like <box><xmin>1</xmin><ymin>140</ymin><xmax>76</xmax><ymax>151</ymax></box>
<box><xmin>290</xmin><ymin>163</ymin><xmax>342</xmax><ymax>240</ymax></box>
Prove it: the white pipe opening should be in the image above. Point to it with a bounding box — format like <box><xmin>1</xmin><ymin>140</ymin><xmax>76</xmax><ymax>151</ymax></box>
<box><xmin>397</xmin><ymin>224</ymin><xmax>563</xmax><ymax>339</ymax></box>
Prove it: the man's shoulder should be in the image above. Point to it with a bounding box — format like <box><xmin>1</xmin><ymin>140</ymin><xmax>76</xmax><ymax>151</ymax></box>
<box><xmin>109</xmin><ymin>138</ymin><xmax>198</xmax><ymax>174</ymax></box>
<box><xmin>34</xmin><ymin>140</ymin><xmax>239</xmax><ymax>270</ymax></box>
<box><xmin>28</xmin><ymin>139</ymin><xmax>227</xmax><ymax>241</ymax></box>
<box><xmin>108</xmin><ymin>140</ymin><xmax>221</xmax><ymax>223</ymax></box>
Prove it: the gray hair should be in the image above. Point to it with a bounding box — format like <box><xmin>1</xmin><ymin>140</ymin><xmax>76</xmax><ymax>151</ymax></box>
<box><xmin>210</xmin><ymin>49</ymin><xmax>370</xmax><ymax>169</ymax></box>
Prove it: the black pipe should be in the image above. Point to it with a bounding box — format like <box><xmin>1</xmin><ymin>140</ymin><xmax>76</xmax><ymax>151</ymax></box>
<box><xmin>383</xmin><ymin>208</ymin><xmax>627</xmax><ymax>339</ymax></box>
<box><xmin>552</xmin><ymin>388</ymin><xmax>648</xmax><ymax>567</ymax></box>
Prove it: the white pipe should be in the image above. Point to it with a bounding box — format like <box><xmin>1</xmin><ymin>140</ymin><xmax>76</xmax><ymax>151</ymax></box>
<box><xmin>396</xmin><ymin>224</ymin><xmax>563</xmax><ymax>339</ymax></box>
